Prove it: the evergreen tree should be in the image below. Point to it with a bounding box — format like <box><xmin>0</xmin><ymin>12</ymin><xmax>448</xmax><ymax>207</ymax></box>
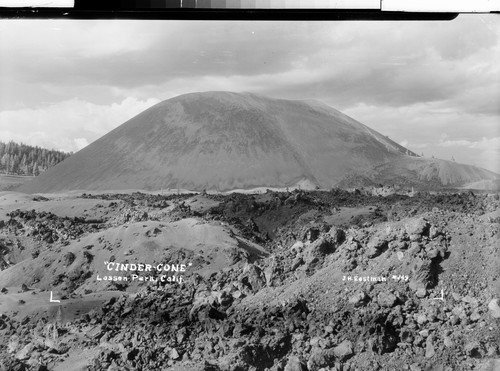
<box><xmin>33</xmin><ymin>162</ymin><xmax>40</xmax><ymax>176</ymax></box>
<box><xmin>0</xmin><ymin>140</ymin><xmax>71</xmax><ymax>176</ymax></box>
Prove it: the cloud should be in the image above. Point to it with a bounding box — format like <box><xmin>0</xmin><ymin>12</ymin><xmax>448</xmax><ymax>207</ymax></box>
<box><xmin>0</xmin><ymin>97</ymin><xmax>160</xmax><ymax>153</ymax></box>
<box><xmin>0</xmin><ymin>20</ymin><xmax>158</xmax><ymax>59</ymax></box>
<box><xmin>436</xmin><ymin>137</ymin><xmax>500</xmax><ymax>173</ymax></box>
<box><xmin>74</xmin><ymin>138</ymin><xmax>89</xmax><ymax>151</ymax></box>
<box><xmin>439</xmin><ymin>136</ymin><xmax>500</xmax><ymax>150</ymax></box>
<box><xmin>3</xmin><ymin>17</ymin><xmax>497</xmax><ymax>108</ymax></box>
<box><xmin>439</xmin><ymin>139</ymin><xmax>474</xmax><ymax>147</ymax></box>
<box><xmin>343</xmin><ymin>101</ymin><xmax>500</xmax><ymax>173</ymax></box>
<box><xmin>410</xmin><ymin>143</ymin><xmax>429</xmax><ymax>149</ymax></box>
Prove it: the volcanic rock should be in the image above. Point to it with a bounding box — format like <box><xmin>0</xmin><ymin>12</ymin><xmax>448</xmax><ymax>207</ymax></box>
<box><xmin>443</xmin><ymin>336</ymin><xmax>454</xmax><ymax>348</ymax></box>
<box><xmin>284</xmin><ymin>356</ymin><xmax>308</xmax><ymax>371</ymax></box>
<box><xmin>405</xmin><ymin>218</ymin><xmax>430</xmax><ymax>238</ymax></box>
<box><xmin>62</xmin><ymin>252</ymin><xmax>76</xmax><ymax>267</ymax></box>
<box><xmin>15</xmin><ymin>343</ymin><xmax>33</xmax><ymax>361</ymax></box>
<box><xmin>488</xmin><ymin>298</ymin><xmax>500</xmax><ymax>318</ymax></box>
<box><xmin>366</xmin><ymin>237</ymin><xmax>388</xmax><ymax>258</ymax></box>
<box><xmin>303</xmin><ymin>236</ymin><xmax>336</xmax><ymax>260</ymax></box>
<box><xmin>377</xmin><ymin>292</ymin><xmax>397</xmax><ymax>308</ymax></box>
<box><xmin>307</xmin><ymin>347</ymin><xmax>336</xmax><ymax>370</ymax></box>
<box><xmin>465</xmin><ymin>341</ymin><xmax>482</xmax><ymax>358</ymax></box>
<box><xmin>425</xmin><ymin>335</ymin><xmax>435</xmax><ymax>358</ymax></box>
<box><xmin>349</xmin><ymin>291</ymin><xmax>369</xmax><ymax>307</ymax></box>
<box><xmin>333</xmin><ymin>340</ymin><xmax>354</xmax><ymax>361</ymax></box>
<box><xmin>169</xmin><ymin>348</ymin><xmax>180</xmax><ymax>360</ymax></box>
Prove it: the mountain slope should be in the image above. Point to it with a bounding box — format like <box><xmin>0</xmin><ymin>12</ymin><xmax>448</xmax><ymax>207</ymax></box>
<box><xmin>17</xmin><ymin>92</ymin><xmax>498</xmax><ymax>193</ymax></box>
<box><xmin>337</xmin><ymin>156</ymin><xmax>500</xmax><ymax>190</ymax></box>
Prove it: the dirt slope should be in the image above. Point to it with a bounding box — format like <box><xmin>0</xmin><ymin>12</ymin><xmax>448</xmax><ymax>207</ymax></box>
<box><xmin>338</xmin><ymin>157</ymin><xmax>500</xmax><ymax>190</ymax></box>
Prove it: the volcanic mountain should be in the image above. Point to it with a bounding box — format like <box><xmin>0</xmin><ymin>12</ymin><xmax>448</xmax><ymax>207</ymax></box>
<box><xmin>18</xmin><ymin>92</ymin><xmax>499</xmax><ymax>193</ymax></box>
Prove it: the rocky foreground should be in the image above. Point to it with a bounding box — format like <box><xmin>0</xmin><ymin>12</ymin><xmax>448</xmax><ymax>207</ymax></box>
<box><xmin>0</xmin><ymin>189</ymin><xmax>499</xmax><ymax>370</ymax></box>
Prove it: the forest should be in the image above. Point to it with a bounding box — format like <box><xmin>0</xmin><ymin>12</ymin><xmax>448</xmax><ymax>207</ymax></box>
<box><xmin>0</xmin><ymin>140</ymin><xmax>72</xmax><ymax>176</ymax></box>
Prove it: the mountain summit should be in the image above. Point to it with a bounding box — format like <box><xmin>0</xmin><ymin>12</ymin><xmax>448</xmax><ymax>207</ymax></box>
<box><xmin>18</xmin><ymin>92</ymin><xmax>498</xmax><ymax>193</ymax></box>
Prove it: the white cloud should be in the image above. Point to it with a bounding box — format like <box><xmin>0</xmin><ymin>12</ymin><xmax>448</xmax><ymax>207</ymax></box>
<box><xmin>438</xmin><ymin>136</ymin><xmax>500</xmax><ymax>150</ymax></box>
<box><xmin>74</xmin><ymin>138</ymin><xmax>89</xmax><ymax>151</ymax></box>
<box><xmin>0</xmin><ymin>97</ymin><xmax>160</xmax><ymax>153</ymax></box>
<box><xmin>344</xmin><ymin>102</ymin><xmax>500</xmax><ymax>173</ymax></box>
<box><xmin>437</xmin><ymin>137</ymin><xmax>500</xmax><ymax>173</ymax></box>
<box><xmin>439</xmin><ymin>139</ymin><xmax>474</xmax><ymax>147</ymax></box>
<box><xmin>409</xmin><ymin>143</ymin><xmax>428</xmax><ymax>149</ymax></box>
<box><xmin>0</xmin><ymin>20</ymin><xmax>160</xmax><ymax>59</ymax></box>
<box><xmin>397</xmin><ymin>139</ymin><xmax>428</xmax><ymax>151</ymax></box>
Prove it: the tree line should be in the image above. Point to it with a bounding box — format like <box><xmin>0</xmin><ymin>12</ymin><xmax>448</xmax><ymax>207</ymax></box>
<box><xmin>0</xmin><ymin>141</ymin><xmax>72</xmax><ymax>176</ymax></box>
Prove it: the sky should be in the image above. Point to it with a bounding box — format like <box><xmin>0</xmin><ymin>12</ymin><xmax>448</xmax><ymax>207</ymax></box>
<box><xmin>0</xmin><ymin>15</ymin><xmax>499</xmax><ymax>173</ymax></box>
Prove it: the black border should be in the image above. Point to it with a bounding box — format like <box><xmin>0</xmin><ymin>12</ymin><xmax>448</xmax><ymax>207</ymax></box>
<box><xmin>0</xmin><ymin>8</ymin><xmax>459</xmax><ymax>20</ymax></box>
